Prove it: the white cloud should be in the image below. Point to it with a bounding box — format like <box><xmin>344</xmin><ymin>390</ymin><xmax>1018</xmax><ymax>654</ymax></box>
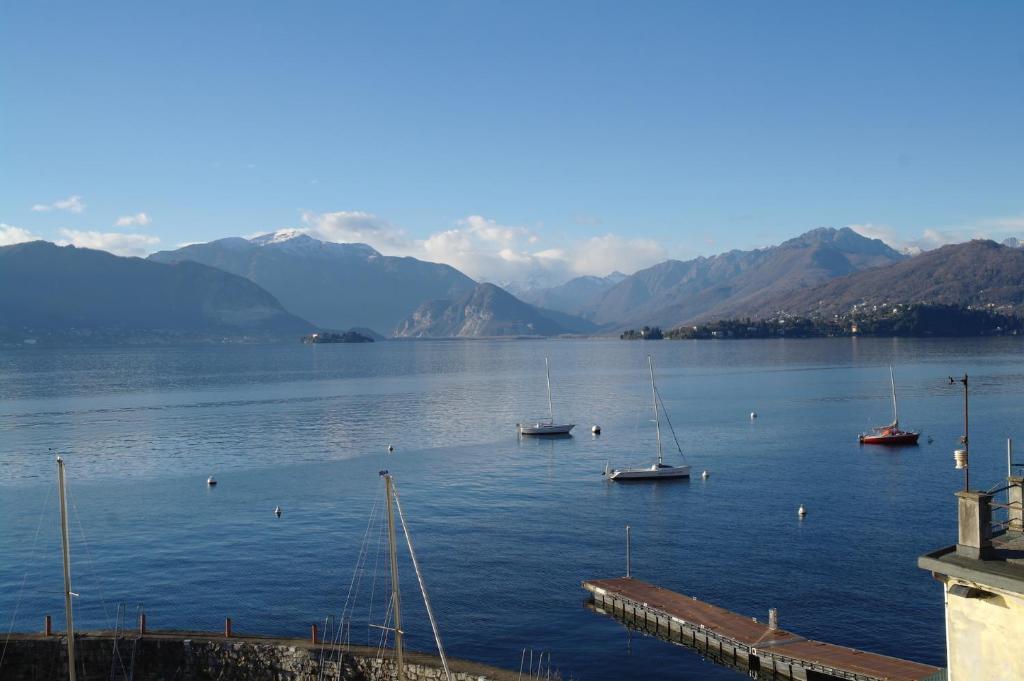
<box><xmin>570</xmin><ymin>234</ymin><xmax>665</xmax><ymax>276</ymax></box>
<box><xmin>0</xmin><ymin>223</ymin><xmax>42</xmax><ymax>246</ymax></box>
<box><xmin>32</xmin><ymin>195</ymin><xmax>85</xmax><ymax>213</ymax></box>
<box><xmin>56</xmin><ymin>229</ymin><xmax>160</xmax><ymax>257</ymax></box>
<box><xmin>288</xmin><ymin>210</ymin><xmax>667</xmax><ymax>287</ymax></box>
<box><xmin>114</xmin><ymin>212</ymin><xmax>151</xmax><ymax>228</ymax></box>
<box><xmin>851</xmin><ymin>214</ymin><xmax>1024</xmax><ymax>255</ymax></box>
<box><xmin>300</xmin><ymin>210</ymin><xmax>411</xmax><ymax>254</ymax></box>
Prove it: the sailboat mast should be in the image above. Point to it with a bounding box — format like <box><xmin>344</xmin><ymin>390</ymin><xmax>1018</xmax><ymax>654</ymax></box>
<box><xmin>57</xmin><ymin>456</ymin><xmax>77</xmax><ymax>681</ymax></box>
<box><xmin>649</xmin><ymin>356</ymin><xmax>664</xmax><ymax>465</ymax></box>
<box><xmin>890</xmin><ymin>365</ymin><xmax>898</xmax><ymax>427</ymax></box>
<box><xmin>384</xmin><ymin>474</ymin><xmax>405</xmax><ymax>681</ymax></box>
<box><xmin>391</xmin><ymin>484</ymin><xmax>452</xmax><ymax>681</ymax></box>
<box><xmin>545</xmin><ymin>357</ymin><xmax>554</xmax><ymax>423</ymax></box>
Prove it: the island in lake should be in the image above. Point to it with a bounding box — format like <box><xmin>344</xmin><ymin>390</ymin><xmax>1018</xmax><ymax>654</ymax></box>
<box><xmin>301</xmin><ymin>331</ymin><xmax>374</xmax><ymax>344</ymax></box>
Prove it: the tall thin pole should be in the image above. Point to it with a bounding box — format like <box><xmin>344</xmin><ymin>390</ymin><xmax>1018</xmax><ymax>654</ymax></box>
<box><xmin>392</xmin><ymin>484</ymin><xmax>451</xmax><ymax>681</ymax></box>
<box><xmin>889</xmin><ymin>365</ymin><xmax>898</xmax><ymax>427</ymax></box>
<box><xmin>649</xmin><ymin>356</ymin><xmax>663</xmax><ymax>465</ymax></box>
<box><xmin>544</xmin><ymin>357</ymin><xmax>554</xmax><ymax>423</ymax></box>
<box><xmin>57</xmin><ymin>457</ymin><xmax>77</xmax><ymax>681</ymax></box>
<box><xmin>964</xmin><ymin>374</ymin><xmax>969</xmax><ymax>491</ymax></box>
<box><xmin>950</xmin><ymin>374</ymin><xmax>969</xmax><ymax>491</ymax></box>
<box><xmin>625</xmin><ymin>525</ymin><xmax>631</xmax><ymax>578</ymax></box>
<box><xmin>384</xmin><ymin>475</ymin><xmax>404</xmax><ymax>681</ymax></box>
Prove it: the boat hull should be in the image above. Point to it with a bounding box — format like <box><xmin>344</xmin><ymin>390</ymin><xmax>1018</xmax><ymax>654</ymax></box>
<box><xmin>609</xmin><ymin>464</ymin><xmax>691</xmax><ymax>481</ymax></box>
<box><xmin>859</xmin><ymin>431</ymin><xmax>920</xmax><ymax>445</ymax></box>
<box><xmin>519</xmin><ymin>423</ymin><xmax>575</xmax><ymax>436</ymax></box>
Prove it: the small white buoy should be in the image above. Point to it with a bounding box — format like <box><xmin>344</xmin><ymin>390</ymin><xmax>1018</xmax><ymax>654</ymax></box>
<box><xmin>750</xmin><ymin>411</ymin><xmax>758</xmax><ymax>420</ymax></box>
<box><xmin>387</xmin><ymin>444</ymin><xmax>394</xmax><ymax>453</ymax></box>
<box><xmin>274</xmin><ymin>505</ymin><xmax>282</xmax><ymax>517</ymax></box>
<box><xmin>592</xmin><ymin>425</ymin><xmax>601</xmax><ymax>435</ymax></box>
<box><xmin>207</xmin><ymin>476</ymin><xmax>217</xmax><ymax>486</ymax></box>
<box><xmin>701</xmin><ymin>470</ymin><xmax>709</xmax><ymax>480</ymax></box>
<box><xmin>798</xmin><ymin>504</ymin><xmax>806</xmax><ymax>518</ymax></box>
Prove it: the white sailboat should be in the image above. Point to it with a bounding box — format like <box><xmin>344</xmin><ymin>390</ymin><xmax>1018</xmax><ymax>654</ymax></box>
<box><xmin>605</xmin><ymin>356</ymin><xmax>691</xmax><ymax>480</ymax></box>
<box><xmin>517</xmin><ymin>357</ymin><xmax>575</xmax><ymax>436</ymax></box>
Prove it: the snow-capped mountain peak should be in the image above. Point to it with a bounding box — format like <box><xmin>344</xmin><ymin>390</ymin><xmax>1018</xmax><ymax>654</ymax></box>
<box><xmin>248</xmin><ymin>230</ymin><xmax>380</xmax><ymax>258</ymax></box>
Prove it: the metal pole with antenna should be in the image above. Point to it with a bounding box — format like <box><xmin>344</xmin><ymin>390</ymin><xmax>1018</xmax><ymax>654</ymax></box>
<box><xmin>57</xmin><ymin>456</ymin><xmax>78</xmax><ymax>681</ymax></box>
<box><xmin>950</xmin><ymin>374</ymin><xmax>969</xmax><ymax>491</ymax></box>
<box><xmin>625</xmin><ymin>525</ymin><xmax>631</xmax><ymax>578</ymax></box>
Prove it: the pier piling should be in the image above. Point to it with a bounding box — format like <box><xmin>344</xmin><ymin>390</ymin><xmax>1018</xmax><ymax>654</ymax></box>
<box><xmin>224</xmin><ymin>617</ymin><xmax>232</xmax><ymax>638</ymax></box>
<box><xmin>43</xmin><ymin>615</ymin><xmax>51</xmax><ymax>636</ymax></box>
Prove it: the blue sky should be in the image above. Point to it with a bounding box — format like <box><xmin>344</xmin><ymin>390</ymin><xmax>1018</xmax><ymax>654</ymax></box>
<box><xmin>2</xmin><ymin>2</ymin><xmax>1023</xmax><ymax>283</ymax></box>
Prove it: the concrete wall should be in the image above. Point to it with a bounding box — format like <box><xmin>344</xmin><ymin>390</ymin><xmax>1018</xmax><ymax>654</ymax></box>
<box><xmin>944</xmin><ymin>579</ymin><xmax>1024</xmax><ymax>681</ymax></box>
<box><xmin>0</xmin><ymin>632</ymin><xmax>521</xmax><ymax>681</ymax></box>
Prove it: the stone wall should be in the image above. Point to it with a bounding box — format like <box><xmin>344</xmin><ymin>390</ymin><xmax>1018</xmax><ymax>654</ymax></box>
<box><xmin>0</xmin><ymin>632</ymin><xmax>521</xmax><ymax>681</ymax></box>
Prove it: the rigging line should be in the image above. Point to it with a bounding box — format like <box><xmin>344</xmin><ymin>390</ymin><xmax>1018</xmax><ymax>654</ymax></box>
<box><xmin>331</xmin><ymin>504</ymin><xmax>377</xmax><ymax>674</ymax></box>
<box><xmin>655</xmin><ymin>387</ymin><xmax>687</xmax><ymax>462</ymax></box>
<box><xmin>0</xmin><ymin>480</ymin><xmax>55</xmax><ymax>673</ymax></box>
<box><xmin>67</xmin><ymin>483</ymin><xmax>117</xmax><ymax>630</ymax></box>
<box><xmin>375</xmin><ymin>594</ymin><xmax>395</xmax><ymax>657</ymax></box>
<box><xmin>325</xmin><ymin>497</ymin><xmax>380</xmax><ymax>680</ymax></box>
<box><xmin>392</xmin><ymin>484</ymin><xmax>451</xmax><ymax>681</ymax></box>
<box><xmin>337</xmin><ymin>495</ymin><xmax>379</xmax><ymax>627</ymax></box>
<box><xmin>366</xmin><ymin>492</ymin><xmax>387</xmax><ymax>647</ymax></box>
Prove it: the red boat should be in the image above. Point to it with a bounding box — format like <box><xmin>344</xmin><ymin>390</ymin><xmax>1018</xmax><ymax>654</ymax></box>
<box><xmin>859</xmin><ymin>366</ymin><xmax>920</xmax><ymax>446</ymax></box>
<box><xmin>859</xmin><ymin>423</ymin><xmax>920</xmax><ymax>445</ymax></box>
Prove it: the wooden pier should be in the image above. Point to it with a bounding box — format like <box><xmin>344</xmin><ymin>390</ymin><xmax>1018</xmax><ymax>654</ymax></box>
<box><xmin>583</xmin><ymin>577</ymin><xmax>944</xmax><ymax>681</ymax></box>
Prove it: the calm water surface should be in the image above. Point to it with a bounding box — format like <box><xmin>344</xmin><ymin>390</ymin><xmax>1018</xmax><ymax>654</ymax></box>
<box><xmin>2</xmin><ymin>338</ymin><xmax>1022</xmax><ymax>679</ymax></box>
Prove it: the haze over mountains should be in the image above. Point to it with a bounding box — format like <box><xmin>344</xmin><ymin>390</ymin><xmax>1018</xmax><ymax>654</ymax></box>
<box><xmin>149</xmin><ymin>231</ymin><xmax>475</xmax><ymax>334</ymax></box>
<box><xmin>518</xmin><ymin>272</ymin><xmax>627</xmax><ymax>317</ymax></box>
<box><xmin>0</xmin><ymin>241</ymin><xmax>311</xmax><ymax>341</ymax></box>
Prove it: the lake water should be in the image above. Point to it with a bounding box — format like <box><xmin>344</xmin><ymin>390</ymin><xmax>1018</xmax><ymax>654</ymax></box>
<box><xmin>2</xmin><ymin>338</ymin><xmax>1022</xmax><ymax>679</ymax></box>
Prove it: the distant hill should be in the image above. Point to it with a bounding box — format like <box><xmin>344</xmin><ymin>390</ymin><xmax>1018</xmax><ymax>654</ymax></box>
<box><xmin>0</xmin><ymin>241</ymin><xmax>311</xmax><ymax>341</ymax></box>
<box><xmin>752</xmin><ymin>239</ymin><xmax>1024</xmax><ymax>317</ymax></box>
<box><xmin>580</xmin><ymin>227</ymin><xmax>905</xmax><ymax>329</ymax></box>
<box><xmin>518</xmin><ymin>272</ymin><xmax>627</xmax><ymax>316</ymax></box>
<box><xmin>149</xmin><ymin>230</ymin><xmax>476</xmax><ymax>335</ymax></box>
<box><xmin>394</xmin><ymin>283</ymin><xmax>592</xmax><ymax>337</ymax></box>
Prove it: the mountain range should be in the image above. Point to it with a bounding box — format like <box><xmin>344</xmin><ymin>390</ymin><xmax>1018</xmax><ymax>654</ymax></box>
<box><xmin>552</xmin><ymin>227</ymin><xmax>906</xmax><ymax>329</ymax></box>
<box><xmin>517</xmin><ymin>272</ymin><xmax>626</xmax><ymax>316</ymax></box>
<box><xmin>8</xmin><ymin>227</ymin><xmax>1024</xmax><ymax>342</ymax></box>
<box><xmin>0</xmin><ymin>241</ymin><xmax>311</xmax><ymax>341</ymax></box>
<box><xmin>753</xmin><ymin>239</ymin><xmax>1024</xmax><ymax>318</ymax></box>
<box><xmin>149</xmin><ymin>231</ymin><xmax>476</xmax><ymax>334</ymax></box>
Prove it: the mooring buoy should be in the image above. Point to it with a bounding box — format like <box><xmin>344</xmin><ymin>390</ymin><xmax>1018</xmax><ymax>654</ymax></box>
<box><xmin>592</xmin><ymin>425</ymin><xmax>601</xmax><ymax>435</ymax></box>
<box><xmin>274</xmin><ymin>505</ymin><xmax>282</xmax><ymax>517</ymax></box>
<box><xmin>207</xmin><ymin>476</ymin><xmax>217</xmax><ymax>486</ymax></box>
<box><xmin>798</xmin><ymin>504</ymin><xmax>806</xmax><ymax>518</ymax></box>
